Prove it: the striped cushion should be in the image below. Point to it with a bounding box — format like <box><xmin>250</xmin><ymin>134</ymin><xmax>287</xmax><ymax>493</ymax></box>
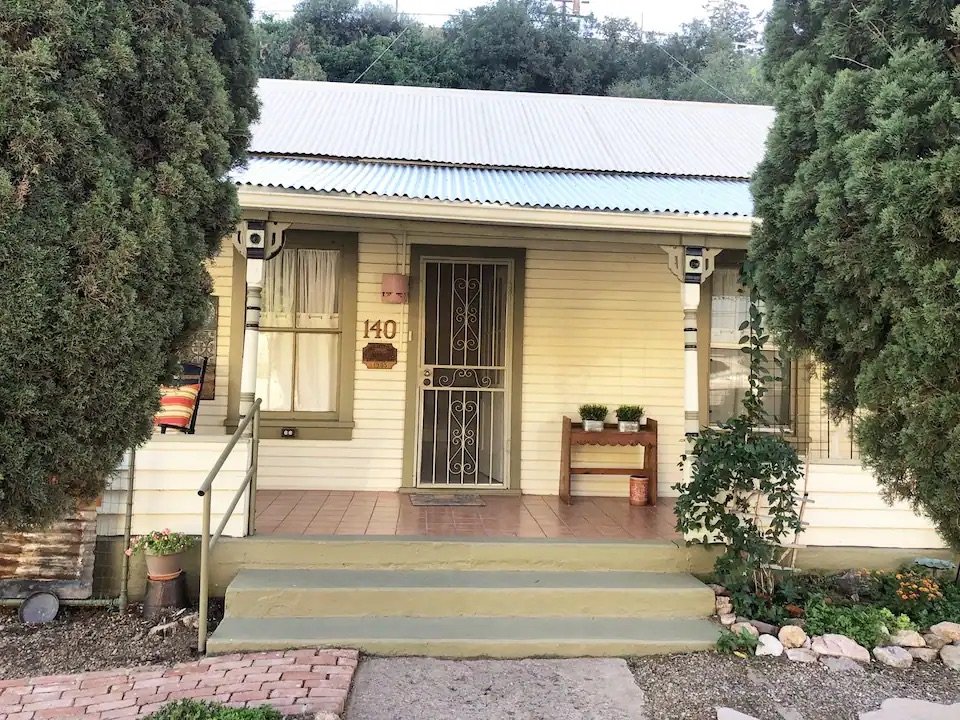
<box><xmin>154</xmin><ymin>384</ymin><xmax>201</xmax><ymax>428</ymax></box>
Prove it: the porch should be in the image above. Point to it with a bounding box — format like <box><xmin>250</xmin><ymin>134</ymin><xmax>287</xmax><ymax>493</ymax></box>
<box><xmin>253</xmin><ymin>490</ymin><xmax>680</xmax><ymax>541</ymax></box>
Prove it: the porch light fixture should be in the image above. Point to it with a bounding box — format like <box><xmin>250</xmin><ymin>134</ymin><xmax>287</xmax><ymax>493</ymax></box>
<box><xmin>381</xmin><ymin>272</ymin><xmax>408</xmax><ymax>304</ymax></box>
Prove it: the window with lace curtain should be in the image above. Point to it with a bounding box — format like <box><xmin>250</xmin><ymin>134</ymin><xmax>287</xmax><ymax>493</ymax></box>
<box><xmin>252</xmin><ymin>233</ymin><xmax>357</xmax><ymax>433</ymax></box>
<box><xmin>708</xmin><ymin>266</ymin><xmax>793</xmax><ymax>428</ymax></box>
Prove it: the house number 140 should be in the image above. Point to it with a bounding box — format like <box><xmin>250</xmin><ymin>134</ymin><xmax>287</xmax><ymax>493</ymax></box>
<box><xmin>364</xmin><ymin>319</ymin><xmax>397</xmax><ymax>339</ymax></box>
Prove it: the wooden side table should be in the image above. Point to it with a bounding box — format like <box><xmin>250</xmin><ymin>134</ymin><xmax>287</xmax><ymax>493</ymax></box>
<box><xmin>559</xmin><ymin>416</ymin><xmax>658</xmax><ymax>505</ymax></box>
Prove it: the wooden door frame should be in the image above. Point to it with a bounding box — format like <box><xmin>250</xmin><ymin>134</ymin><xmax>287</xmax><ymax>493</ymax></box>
<box><xmin>401</xmin><ymin>244</ymin><xmax>525</xmax><ymax>492</ymax></box>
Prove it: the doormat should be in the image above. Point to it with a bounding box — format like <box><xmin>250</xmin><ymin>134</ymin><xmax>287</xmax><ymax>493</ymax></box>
<box><xmin>409</xmin><ymin>494</ymin><xmax>486</xmax><ymax>507</ymax></box>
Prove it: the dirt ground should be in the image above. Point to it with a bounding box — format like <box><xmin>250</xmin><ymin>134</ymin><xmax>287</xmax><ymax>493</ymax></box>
<box><xmin>0</xmin><ymin>599</ymin><xmax>223</xmax><ymax>680</ymax></box>
<box><xmin>631</xmin><ymin>652</ymin><xmax>960</xmax><ymax>720</ymax></box>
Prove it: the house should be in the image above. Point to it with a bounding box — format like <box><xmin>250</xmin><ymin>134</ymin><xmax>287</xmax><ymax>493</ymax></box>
<box><xmin>94</xmin><ymin>80</ymin><xmax>950</xmax><ymax>655</ymax></box>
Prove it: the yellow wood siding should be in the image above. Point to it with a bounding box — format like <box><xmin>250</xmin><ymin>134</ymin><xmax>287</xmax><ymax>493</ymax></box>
<box><xmin>257</xmin><ymin>233</ymin><xmax>409</xmax><ymax>489</ymax></box>
<box><xmin>519</xmin><ymin>244</ymin><xmax>684</xmax><ymax>497</ymax></box>
<box><xmin>98</xmin><ymin>437</ymin><xmax>250</xmax><ymax>537</ymax></box>
<box><xmin>803</xmin><ymin>461</ymin><xmax>943</xmax><ymax>548</ymax></box>
<box><xmin>192</xmin><ymin>238</ymin><xmax>235</xmax><ymax>434</ymax></box>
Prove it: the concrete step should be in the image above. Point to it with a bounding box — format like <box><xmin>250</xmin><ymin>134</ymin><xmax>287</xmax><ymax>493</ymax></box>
<box><xmin>207</xmin><ymin>616</ymin><xmax>720</xmax><ymax>658</ymax></box>
<box><xmin>224</xmin><ymin>568</ymin><xmax>715</xmax><ymax>619</ymax></box>
<box><xmin>205</xmin><ymin>537</ymin><xmax>717</xmax><ymax>599</ymax></box>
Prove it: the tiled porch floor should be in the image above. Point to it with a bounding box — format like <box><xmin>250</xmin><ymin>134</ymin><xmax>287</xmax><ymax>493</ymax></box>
<box><xmin>254</xmin><ymin>490</ymin><xmax>680</xmax><ymax>541</ymax></box>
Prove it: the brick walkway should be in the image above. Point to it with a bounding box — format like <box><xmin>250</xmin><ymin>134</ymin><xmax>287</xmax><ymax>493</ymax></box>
<box><xmin>0</xmin><ymin>648</ymin><xmax>358</xmax><ymax>720</ymax></box>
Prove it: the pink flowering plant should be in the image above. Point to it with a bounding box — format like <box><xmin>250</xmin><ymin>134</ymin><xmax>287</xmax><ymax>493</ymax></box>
<box><xmin>125</xmin><ymin>529</ymin><xmax>195</xmax><ymax>557</ymax></box>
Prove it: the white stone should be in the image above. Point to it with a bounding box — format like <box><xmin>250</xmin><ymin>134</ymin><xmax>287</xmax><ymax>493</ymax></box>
<box><xmin>778</xmin><ymin>625</ymin><xmax>807</xmax><ymax>649</ymax></box>
<box><xmin>908</xmin><ymin>647</ymin><xmax>940</xmax><ymax>663</ymax></box>
<box><xmin>716</xmin><ymin>597</ymin><xmax>734</xmax><ymax>613</ymax></box>
<box><xmin>872</xmin><ymin>646</ymin><xmax>913</xmax><ymax>669</ymax></box>
<box><xmin>717</xmin><ymin>709</ymin><xmax>760</xmax><ymax>720</ymax></box>
<box><xmin>755</xmin><ymin>634</ymin><xmax>784</xmax><ymax>657</ymax></box>
<box><xmin>888</xmin><ymin>629</ymin><xmax>925</xmax><ymax>648</ymax></box>
<box><xmin>785</xmin><ymin>648</ymin><xmax>818</xmax><ymax>663</ymax></box>
<box><xmin>811</xmin><ymin>634</ymin><xmax>871</xmax><ymax>664</ymax></box>
<box><xmin>859</xmin><ymin>699</ymin><xmax>960</xmax><ymax>720</ymax></box>
<box><xmin>941</xmin><ymin>645</ymin><xmax>960</xmax><ymax>671</ymax></box>
<box><xmin>720</xmin><ymin>613</ymin><xmax>737</xmax><ymax>626</ymax></box>
<box><xmin>731</xmin><ymin>622</ymin><xmax>760</xmax><ymax>639</ymax></box>
<box><xmin>930</xmin><ymin>622</ymin><xmax>960</xmax><ymax>643</ymax></box>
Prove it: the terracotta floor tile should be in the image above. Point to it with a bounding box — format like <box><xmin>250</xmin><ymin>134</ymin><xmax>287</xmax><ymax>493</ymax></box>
<box><xmin>256</xmin><ymin>491</ymin><xmax>677</xmax><ymax>541</ymax></box>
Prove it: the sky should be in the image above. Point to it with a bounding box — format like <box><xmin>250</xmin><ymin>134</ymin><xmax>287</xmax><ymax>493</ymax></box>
<box><xmin>254</xmin><ymin>0</ymin><xmax>773</xmax><ymax>34</ymax></box>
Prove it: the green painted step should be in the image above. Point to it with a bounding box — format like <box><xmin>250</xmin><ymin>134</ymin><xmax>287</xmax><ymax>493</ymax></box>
<box><xmin>224</xmin><ymin>568</ymin><xmax>715</xmax><ymax>619</ymax></box>
<box><xmin>207</xmin><ymin>616</ymin><xmax>721</xmax><ymax>658</ymax></box>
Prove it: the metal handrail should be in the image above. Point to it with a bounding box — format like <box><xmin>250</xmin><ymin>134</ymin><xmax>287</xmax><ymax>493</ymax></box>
<box><xmin>197</xmin><ymin>398</ymin><xmax>262</xmax><ymax>653</ymax></box>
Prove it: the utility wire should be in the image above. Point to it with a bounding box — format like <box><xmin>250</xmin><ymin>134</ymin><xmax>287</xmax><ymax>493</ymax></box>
<box><xmin>653</xmin><ymin>44</ymin><xmax>740</xmax><ymax>104</ymax></box>
<box><xmin>353</xmin><ymin>25</ymin><xmax>411</xmax><ymax>82</ymax></box>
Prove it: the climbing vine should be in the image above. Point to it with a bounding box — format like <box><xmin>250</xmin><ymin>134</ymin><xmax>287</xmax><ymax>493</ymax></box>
<box><xmin>674</xmin><ymin>284</ymin><xmax>804</xmax><ymax>593</ymax></box>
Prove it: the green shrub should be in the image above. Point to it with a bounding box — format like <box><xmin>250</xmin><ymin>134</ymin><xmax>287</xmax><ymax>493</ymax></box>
<box><xmin>143</xmin><ymin>700</ymin><xmax>284</xmax><ymax>720</ymax></box>
<box><xmin>615</xmin><ymin>405</ymin><xmax>644</xmax><ymax>422</ymax></box>
<box><xmin>716</xmin><ymin>627</ymin><xmax>760</xmax><ymax>655</ymax></box>
<box><xmin>578</xmin><ymin>404</ymin><xmax>608</xmax><ymax>422</ymax></box>
<box><xmin>805</xmin><ymin>599</ymin><xmax>914</xmax><ymax>648</ymax></box>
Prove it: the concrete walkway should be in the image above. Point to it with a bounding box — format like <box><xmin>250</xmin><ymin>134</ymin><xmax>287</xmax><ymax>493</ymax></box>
<box><xmin>344</xmin><ymin>657</ymin><xmax>647</xmax><ymax>720</ymax></box>
<box><xmin>0</xmin><ymin>648</ymin><xmax>357</xmax><ymax>719</ymax></box>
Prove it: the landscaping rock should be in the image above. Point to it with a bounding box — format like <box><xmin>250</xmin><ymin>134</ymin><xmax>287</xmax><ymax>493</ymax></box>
<box><xmin>719</xmin><ymin>613</ymin><xmax>737</xmax><ymax>626</ymax></box>
<box><xmin>749</xmin><ymin>620</ymin><xmax>779</xmax><ymax>636</ymax></box>
<box><xmin>819</xmin><ymin>656</ymin><xmax>866</xmax><ymax>674</ymax></box>
<box><xmin>755</xmin><ymin>634</ymin><xmax>784</xmax><ymax>657</ymax></box>
<box><xmin>929</xmin><ymin>622</ymin><xmax>960</xmax><ymax>643</ymax></box>
<box><xmin>782</xmin><ymin>618</ymin><xmax>806</xmax><ymax>628</ymax></box>
<box><xmin>709</xmin><ymin>584</ymin><xmax>729</xmax><ymax>597</ymax></box>
<box><xmin>908</xmin><ymin>647</ymin><xmax>940</xmax><ymax>663</ymax></box>
<box><xmin>872</xmin><ymin>646</ymin><xmax>913</xmax><ymax>669</ymax></box>
<box><xmin>778</xmin><ymin>625</ymin><xmax>807</xmax><ymax>649</ymax></box>
<box><xmin>730</xmin><ymin>622</ymin><xmax>760</xmax><ymax>639</ymax></box>
<box><xmin>785</xmin><ymin>648</ymin><xmax>817</xmax><ymax>663</ymax></box>
<box><xmin>811</xmin><ymin>634</ymin><xmax>871</xmax><ymax>664</ymax></box>
<box><xmin>941</xmin><ymin>645</ymin><xmax>960</xmax><ymax>671</ymax></box>
<box><xmin>888</xmin><ymin>629</ymin><xmax>925</xmax><ymax>648</ymax></box>
<box><xmin>716</xmin><ymin>709</ymin><xmax>758</xmax><ymax>720</ymax></box>
<box><xmin>860</xmin><ymin>699</ymin><xmax>960</xmax><ymax>720</ymax></box>
<box><xmin>923</xmin><ymin>633</ymin><xmax>950</xmax><ymax>650</ymax></box>
<box><xmin>716</xmin><ymin>597</ymin><xmax>734</xmax><ymax>615</ymax></box>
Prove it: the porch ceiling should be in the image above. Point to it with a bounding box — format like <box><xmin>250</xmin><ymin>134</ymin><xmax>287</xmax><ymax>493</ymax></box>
<box><xmin>232</xmin><ymin>156</ymin><xmax>754</xmax><ymax>218</ymax></box>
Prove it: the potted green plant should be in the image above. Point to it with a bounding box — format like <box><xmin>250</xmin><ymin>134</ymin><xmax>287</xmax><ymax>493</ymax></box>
<box><xmin>578</xmin><ymin>404</ymin><xmax>608</xmax><ymax>432</ymax></box>
<box><xmin>126</xmin><ymin>529</ymin><xmax>195</xmax><ymax>581</ymax></box>
<box><xmin>616</xmin><ymin>405</ymin><xmax>644</xmax><ymax>432</ymax></box>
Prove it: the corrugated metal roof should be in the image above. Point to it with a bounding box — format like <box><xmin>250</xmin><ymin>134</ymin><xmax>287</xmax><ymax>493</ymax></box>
<box><xmin>233</xmin><ymin>156</ymin><xmax>753</xmax><ymax>216</ymax></box>
<box><xmin>252</xmin><ymin>80</ymin><xmax>773</xmax><ymax>179</ymax></box>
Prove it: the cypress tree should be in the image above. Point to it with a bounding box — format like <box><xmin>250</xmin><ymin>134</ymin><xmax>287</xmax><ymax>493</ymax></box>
<box><xmin>750</xmin><ymin>2</ymin><xmax>960</xmax><ymax>547</ymax></box>
<box><xmin>0</xmin><ymin>0</ymin><xmax>258</xmax><ymax>527</ymax></box>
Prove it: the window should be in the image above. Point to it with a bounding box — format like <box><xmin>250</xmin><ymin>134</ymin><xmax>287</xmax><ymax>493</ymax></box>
<box><xmin>249</xmin><ymin>232</ymin><xmax>357</xmax><ymax>439</ymax></box>
<box><xmin>708</xmin><ymin>266</ymin><xmax>792</xmax><ymax>427</ymax></box>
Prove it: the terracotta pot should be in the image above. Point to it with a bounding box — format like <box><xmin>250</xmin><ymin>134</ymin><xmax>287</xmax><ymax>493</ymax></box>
<box><xmin>145</xmin><ymin>550</ymin><xmax>185</xmax><ymax>581</ymax></box>
<box><xmin>629</xmin><ymin>475</ymin><xmax>649</xmax><ymax>507</ymax></box>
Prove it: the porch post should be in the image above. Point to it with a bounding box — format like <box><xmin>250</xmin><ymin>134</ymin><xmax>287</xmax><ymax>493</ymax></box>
<box><xmin>235</xmin><ymin>220</ymin><xmax>289</xmax><ymax>429</ymax></box>
<box><xmin>239</xmin><ymin>258</ymin><xmax>263</xmax><ymax>424</ymax></box>
<box><xmin>662</xmin><ymin>245</ymin><xmax>720</xmax><ymax>445</ymax></box>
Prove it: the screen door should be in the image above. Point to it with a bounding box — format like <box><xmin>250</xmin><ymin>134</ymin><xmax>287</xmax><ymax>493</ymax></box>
<box><xmin>416</xmin><ymin>258</ymin><xmax>512</xmax><ymax>487</ymax></box>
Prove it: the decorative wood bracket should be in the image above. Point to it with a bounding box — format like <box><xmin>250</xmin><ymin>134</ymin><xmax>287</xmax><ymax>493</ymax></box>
<box><xmin>661</xmin><ymin>246</ymin><xmax>721</xmax><ymax>284</ymax></box>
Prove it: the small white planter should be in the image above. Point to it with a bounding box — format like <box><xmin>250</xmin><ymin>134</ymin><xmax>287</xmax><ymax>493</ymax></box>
<box><xmin>618</xmin><ymin>421</ymin><xmax>640</xmax><ymax>432</ymax></box>
<box><xmin>582</xmin><ymin>420</ymin><xmax>604</xmax><ymax>432</ymax></box>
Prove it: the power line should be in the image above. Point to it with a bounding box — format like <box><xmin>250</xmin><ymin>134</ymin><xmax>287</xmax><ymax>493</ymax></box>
<box><xmin>653</xmin><ymin>44</ymin><xmax>740</xmax><ymax>104</ymax></box>
<box><xmin>352</xmin><ymin>25</ymin><xmax>411</xmax><ymax>82</ymax></box>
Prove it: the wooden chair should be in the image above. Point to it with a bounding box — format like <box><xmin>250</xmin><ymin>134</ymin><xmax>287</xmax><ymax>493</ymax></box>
<box><xmin>155</xmin><ymin>357</ymin><xmax>208</xmax><ymax>435</ymax></box>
